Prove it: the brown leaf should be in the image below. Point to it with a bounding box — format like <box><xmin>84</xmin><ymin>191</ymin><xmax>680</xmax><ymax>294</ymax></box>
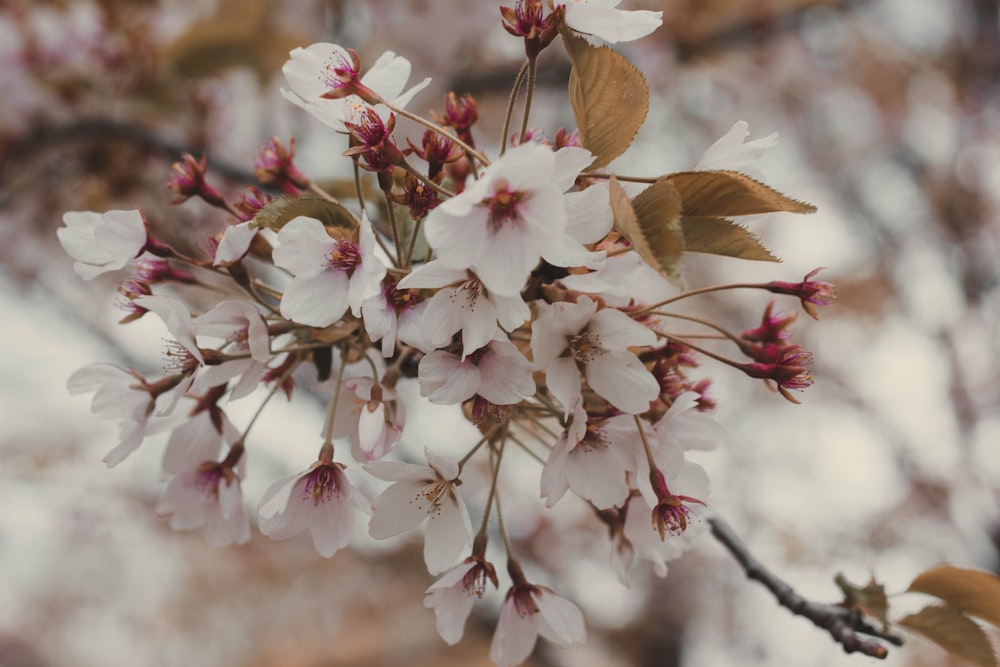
<box><xmin>666</xmin><ymin>170</ymin><xmax>817</xmax><ymax>217</ymax></box>
<box><xmin>625</xmin><ymin>177</ymin><xmax>685</xmax><ymax>287</ymax></box>
<box><xmin>253</xmin><ymin>196</ymin><xmax>359</xmax><ymax>234</ymax></box>
<box><xmin>563</xmin><ymin>29</ymin><xmax>650</xmax><ymax>170</ymax></box>
<box><xmin>908</xmin><ymin>566</ymin><xmax>1000</xmax><ymax>629</ymax></box>
<box><xmin>681</xmin><ymin>216</ymin><xmax>779</xmax><ymax>262</ymax></box>
<box><xmin>834</xmin><ymin>573</ymin><xmax>890</xmax><ymax>629</ymax></box>
<box><xmin>899</xmin><ymin>605</ymin><xmax>998</xmax><ymax>667</ymax></box>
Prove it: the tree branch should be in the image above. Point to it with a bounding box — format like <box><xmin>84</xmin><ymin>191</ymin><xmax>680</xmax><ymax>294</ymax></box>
<box><xmin>707</xmin><ymin>516</ymin><xmax>903</xmax><ymax>659</ymax></box>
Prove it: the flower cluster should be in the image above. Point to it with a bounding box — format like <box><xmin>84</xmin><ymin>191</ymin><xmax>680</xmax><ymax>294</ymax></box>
<box><xmin>59</xmin><ymin>3</ymin><xmax>833</xmax><ymax>665</ymax></box>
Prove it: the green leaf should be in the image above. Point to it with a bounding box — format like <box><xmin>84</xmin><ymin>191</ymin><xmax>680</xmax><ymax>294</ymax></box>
<box><xmin>253</xmin><ymin>196</ymin><xmax>358</xmax><ymax>234</ymax></box>
<box><xmin>666</xmin><ymin>170</ymin><xmax>817</xmax><ymax>217</ymax></box>
<box><xmin>899</xmin><ymin>605</ymin><xmax>998</xmax><ymax>667</ymax></box>
<box><xmin>908</xmin><ymin>566</ymin><xmax>1000</xmax><ymax>629</ymax></box>
<box><xmin>681</xmin><ymin>216</ymin><xmax>779</xmax><ymax>262</ymax></box>
<box><xmin>624</xmin><ymin>177</ymin><xmax>684</xmax><ymax>288</ymax></box>
<box><xmin>563</xmin><ymin>29</ymin><xmax>650</xmax><ymax>170</ymax></box>
<box><xmin>834</xmin><ymin>573</ymin><xmax>890</xmax><ymax>629</ymax></box>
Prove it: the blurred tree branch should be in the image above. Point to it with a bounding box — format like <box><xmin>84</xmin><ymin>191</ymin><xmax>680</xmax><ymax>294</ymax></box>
<box><xmin>708</xmin><ymin>516</ymin><xmax>904</xmax><ymax>659</ymax></box>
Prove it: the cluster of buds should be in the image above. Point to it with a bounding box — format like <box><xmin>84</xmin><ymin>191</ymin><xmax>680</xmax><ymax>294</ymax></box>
<box><xmin>58</xmin><ymin>3</ymin><xmax>833</xmax><ymax>665</ymax></box>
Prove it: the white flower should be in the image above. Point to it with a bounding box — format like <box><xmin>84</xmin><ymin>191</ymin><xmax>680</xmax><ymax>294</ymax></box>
<box><xmin>67</xmin><ymin>363</ymin><xmax>168</xmax><ymax>466</ymax></box>
<box><xmin>531</xmin><ymin>296</ymin><xmax>659</xmax><ymax>416</ymax></box>
<box><xmin>360</xmin><ymin>276</ymin><xmax>433</xmax><ymax>357</ymax></box>
<box><xmin>367</xmin><ymin>449</ymin><xmax>472</xmax><ymax>573</ymax></box>
<box><xmin>273</xmin><ymin>214</ymin><xmax>386</xmax><ymax>327</ymax></box>
<box><xmin>695</xmin><ymin>120</ymin><xmax>779</xmax><ymax>181</ymax></box>
<box><xmin>540</xmin><ymin>405</ymin><xmax>635</xmax><ymax>509</ymax></box>
<box><xmin>156</xmin><ymin>460</ymin><xmax>250</xmax><ymax>548</ymax></box>
<box><xmin>281</xmin><ymin>43</ymin><xmax>430</xmax><ymax>131</ymax></box>
<box><xmin>192</xmin><ymin>300</ymin><xmax>271</xmax><ymax>400</ymax></box>
<box><xmin>258</xmin><ymin>460</ymin><xmax>365</xmax><ymax>557</ymax></box>
<box><xmin>418</xmin><ymin>338</ymin><xmax>535</xmax><ymax>406</ymax></box>
<box><xmin>561</xmin><ymin>0</ymin><xmax>663</xmax><ymax>45</ymax></box>
<box><xmin>322</xmin><ymin>375</ymin><xmax>405</xmax><ymax>463</ymax></box>
<box><xmin>489</xmin><ymin>581</ymin><xmax>586</xmax><ymax>667</ymax></box>
<box><xmin>422</xmin><ymin>143</ymin><xmax>605</xmax><ymax>297</ymax></box>
<box><xmin>213</xmin><ymin>220</ymin><xmax>272</xmax><ymax>266</ymax></box>
<box><xmin>424</xmin><ymin>556</ymin><xmax>498</xmax><ymax>645</ymax></box>
<box><xmin>610</xmin><ymin>493</ymin><xmax>686</xmax><ymax>584</ymax></box>
<box><xmin>58</xmin><ymin>209</ymin><xmax>148</xmax><ymax>279</ymax></box>
<box><xmin>399</xmin><ymin>261</ymin><xmax>530</xmax><ymax>358</ymax></box>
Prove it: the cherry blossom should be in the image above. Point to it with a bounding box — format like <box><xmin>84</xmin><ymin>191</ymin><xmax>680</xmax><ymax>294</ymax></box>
<box><xmin>360</xmin><ymin>275</ymin><xmax>433</xmax><ymax>357</ymax></box>
<box><xmin>367</xmin><ymin>449</ymin><xmax>472</xmax><ymax>573</ymax></box>
<box><xmin>489</xmin><ymin>564</ymin><xmax>586</xmax><ymax>667</ymax></box>
<box><xmin>272</xmin><ymin>214</ymin><xmax>386</xmax><ymax>327</ymax></box>
<box><xmin>418</xmin><ymin>338</ymin><xmax>534</xmax><ymax>406</ymax></box>
<box><xmin>281</xmin><ymin>43</ymin><xmax>430</xmax><ymax>131</ymax></box>
<box><xmin>67</xmin><ymin>363</ymin><xmax>176</xmax><ymax>466</ymax></box>
<box><xmin>322</xmin><ymin>375</ymin><xmax>405</xmax><ymax>463</ymax></box>
<box><xmin>399</xmin><ymin>261</ymin><xmax>530</xmax><ymax>358</ymax></box>
<box><xmin>560</xmin><ymin>0</ymin><xmax>663</xmax><ymax>45</ymax></box>
<box><xmin>424</xmin><ymin>554</ymin><xmax>498</xmax><ymax>645</ymax></box>
<box><xmin>531</xmin><ymin>296</ymin><xmax>659</xmax><ymax>415</ymax></box>
<box><xmin>258</xmin><ymin>459</ymin><xmax>366</xmax><ymax>558</ymax></box>
<box><xmin>422</xmin><ymin>142</ymin><xmax>606</xmax><ymax>297</ymax></box>
<box><xmin>540</xmin><ymin>404</ymin><xmax>636</xmax><ymax>509</ymax></box>
<box><xmin>58</xmin><ymin>209</ymin><xmax>149</xmax><ymax>279</ymax></box>
<box><xmin>157</xmin><ymin>460</ymin><xmax>250</xmax><ymax>548</ymax></box>
<box><xmin>191</xmin><ymin>300</ymin><xmax>271</xmax><ymax>400</ymax></box>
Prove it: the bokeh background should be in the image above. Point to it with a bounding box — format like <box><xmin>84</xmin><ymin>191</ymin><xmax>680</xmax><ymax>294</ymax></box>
<box><xmin>1</xmin><ymin>0</ymin><xmax>999</xmax><ymax>665</ymax></box>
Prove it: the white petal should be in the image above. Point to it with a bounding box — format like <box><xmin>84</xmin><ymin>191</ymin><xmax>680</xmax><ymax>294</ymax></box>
<box><xmin>489</xmin><ymin>597</ymin><xmax>539</xmax><ymax>667</ymax></box>
<box><xmin>424</xmin><ymin>492</ymin><xmax>472</xmax><ymax>574</ymax></box>
<box><xmin>534</xmin><ymin>592</ymin><xmax>586</xmax><ymax>647</ymax></box>
<box><xmin>585</xmin><ymin>351</ymin><xmax>659</xmax><ymax>414</ymax></box>
<box><xmin>273</xmin><ymin>216</ymin><xmax>336</xmax><ymax>275</ymax></box>
<box><xmin>418</xmin><ymin>351</ymin><xmax>481</xmax><ymax>404</ymax></box>
<box><xmin>368</xmin><ymin>479</ymin><xmax>434</xmax><ymax>539</ymax></box>
<box><xmin>546</xmin><ymin>357</ymin><xmax>583</xmax><ymax>418</ymax></box>
<box><xmin>280</xmin><ymin>271</ymin><xmax>350</xmax><ymax>327</ymax></box>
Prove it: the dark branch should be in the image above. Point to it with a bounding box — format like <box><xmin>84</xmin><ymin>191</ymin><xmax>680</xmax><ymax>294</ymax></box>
<box><xmin>707</xmin><ymin>516</ymin><xmax>903</xmax><ymax>659</ymax></box>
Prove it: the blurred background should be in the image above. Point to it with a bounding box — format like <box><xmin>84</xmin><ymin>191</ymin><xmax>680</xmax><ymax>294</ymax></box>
<box><xmin>1</xmin><ymin>0</ymin><xmax>999</xmax><ymax>665</ymax></box>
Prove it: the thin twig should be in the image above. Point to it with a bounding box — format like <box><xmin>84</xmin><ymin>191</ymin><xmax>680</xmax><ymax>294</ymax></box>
<box><xmin>707</xmin><ymin>516</ymin><xmax>903</xmax><ymax>659</ymax></box>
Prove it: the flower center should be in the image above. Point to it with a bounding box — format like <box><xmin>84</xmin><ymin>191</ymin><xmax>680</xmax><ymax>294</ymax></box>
<box><xmin>303</xmin><ymin>464</ymin><xmax>339</xmax><ymax>505</ymax></box>
<box><xmin>568</xmin><ymin>330</ymin><xmax>604</xmax><ymax>363</ymax></box>
<box><xmin>483</xmin><ymin>183</ymin><xmax>526</xmax><ymax>232</ymax></box>
<box><xmin>327</xmin><ymin>239</ymin><xmax>361</xmax><ymax>272</ymax></box>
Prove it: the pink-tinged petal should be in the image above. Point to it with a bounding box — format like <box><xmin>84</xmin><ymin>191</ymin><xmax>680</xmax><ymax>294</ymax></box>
<box><xmin>311</xmin><ymin>480</ymin><xmax>356</xmax><ymax>557</ymax></box>
<box><xmin>162</xmin><ymin>413</ymin><xmax>224</xmax><ymax>474</ymax></box>
<box><xmin>214</xmin><ymin>221</ymin><xmax>257</xmax><ymax>265</ymax></box>
<box><xmin>272</xmin><ymin>216</ymin><xmax>336</xmax><ymax>275</ymax></box>
<box><xmin>546</xmin><ymin>357</ymin><xmax>582</xmax><ymax>417</ymax></box>
<box><xmin>562</xmin><ymin>184</ymin><xmax>612</xmax><ymax>243</ymax></box>
<box><xmin>102</xmin><ymin>418</ymin><xmax>148</xmax><ymax>467</ymax></box>
<box><xmin>534</xmin><ymin>592</ymin><xmax>586</xmax><ymax>647</ymax></box>
<box><xmin>424</xmin><ymin>449</ymin><xmax>460</xmax><ymax>481</ymax></box>
<box><xmin>283</xmin><ymin>43</ymin><xmax>353</xmax><ymax>100</ymax></box>
<box><xmin>492</xmin><ymin>293</ymin><xmax>531</xmax><ymax>333</ymax></box>
<box><xmin>423</xmin><ymin>205</ymin><xmax>490</xmax><ymax>270</ymax></box>
<box><xmin>417</xmin><ymin>289</ymin><xmax>466</xmax><ymax>349</ymax></box>
<box><xmin>585</xmin><ymin>351</ymin><xmax>659</xmax><ymax>414</ymax></box>
<box><xmin>551</xmin><ymin>146</ymin><xmax>595</xmax><ymax>191</ymax></box>
<box><xmin>589</xmin><ymin>307</ymin><xmax>656</xmax><ymax>349</ymax></box>
<box><xmin>135</xmin><ymin>295</ymin><xmax>204</xmax><ymax>363</ymax></box>
<box><xmin>424</xmin><ymin>493</ymin><xmax>472</xmax><ymax>574</ymax></box>
<box><xmin>476</xmin><ymin>341</ymin><xmax>535</xmax><ymax>405</ymax></box>
<box><xmin>658</xmin><ymin>392</ymin><xmax>726</xmax><ymax>451</ymax></box>
<box><xmin>95</xmin><ymin>210</ymin><xmax>148</xmax><ymax>263</ymax></box>
<box><xmin>567</xmin><ymin>443</ymin><xmax>630</xmax><ymax>509</ymax></box>
<box><xmin>280</xmin><ymin>270</ymin><xmax>350</xmax><ymax>326</ymax></box>
<box><xmin>424</xmin><ymin>562</ymin><xmax>478</xmax><ymax>645</ymax></box>
<box><xmin>458</xmin><ymin>294</ymin><xmax>501</xmax><ymax>357</ymax></box>
<box><xmin>489</xmin><ymin>597</ymin><xmax>540</xmax><ymax>667</ymax></box>
<box><xmin>368</xmin><ymin>479</ymin><xmax>435</xmax><ymax>539</ymax></box>
<box><xmin>357</xmin><ymin>402</ymin><xmax>400</xmax><ymax>461</ymax></box>
<box><xmin>257</xmin><ymin>474</ymin><xmax>304</xmax><ymax>537</ymax></box>
<box><xmin>397</xmin><ymin>260</ymin><xmax>466</xmax><ymax>289</ymax></box>
<box><xmin>419</xmin><ymin>351</ymin><xmax>482</xmax><ymax>404</ymax></box>
<box><xmin>540</xmin><ymin>433</ymin><xmax>571</xmax><ymax>507</ymax></box>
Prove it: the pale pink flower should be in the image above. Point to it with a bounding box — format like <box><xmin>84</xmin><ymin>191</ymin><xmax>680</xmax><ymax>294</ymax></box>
<box><xmin>489</xmin><ymin>575</ymin><xmax>586</xmax><ymax>667</ymax></box>
<box><xmin>213</xmin><ymin>220</ymin><xmax>272</xmax><ymax>266</ymax></box>
<box><xmin>422</xmin><ymin>143</ymin><xmax>605</xmax><ymax>297</ymax></box>
<box><xmin>609</xmin><ymin>493</ymin><xmax>686</xmax><ymax>584</ymax></box>
<box><xmin>360</xmin><ymin>275</ymin><xmax>433</xmax><ymax>357</ymax></box>
<box><xmin>192</xmin><ymin>300</ymin><xmax>271</xmax><ymax>399</ymax></box>
<box><xmin>540</xmin><ymin>404</ymin><xmax>635</xmax><ymax>509</ymax></box>
<box><xmin>323</xmin><ymin>375</ymin><xmax>405</xmax><ymax>462</ymax></box>
<box><xmin>58</xmin><ymin>209</ymin><xmax>148</xmax><ymax>279</ymax></box>
<box><xmin>367</xmin><ymin>449</ymin><xmax>472</xmax><ymax>573</ymax></box>
<box><xmin>258</xmin><ymin>460</ymin><xmax>365</xmax><ymax>557</ymax></box>
<box><xmin>399</xmin><ymin>261</ymin><xmax>529</xmax><ymax>358</ymax></box>
<box><xmin>281</xmin><ymin>43</ymin><xmax>430</xmax><ymax>131</ymax></box>
<box><xmin>272</xmin><ymin>214</ymin><xmax>386</xmax><ymax>327</ymax></box>
<box><xmin>424</xmin><ymin>556</ymin><xmax>498</xmax><ymax>645</ymax></box>
<box><xmin>531</xmin><ymin>296</ymin><xmax>659</xmax><ymax>415</ymax></box>
<box><xmin>67</xmin><ymin>363</ymin><xmax>172</xmax><ymax>466</ymax></box>
<box><xmin>418</xmin><ymin>338</ymin><xmax>534</xmax><ymax>406</ymax></box>
<box><xmin>156</xmin><ymin>460</ymin><xmax>250</xmax><ymax>548</ymax></box>
<box><xmin>561</xmin><ymin>0</ymin><xmax>663</xmax><ymax>45</ymax></box>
